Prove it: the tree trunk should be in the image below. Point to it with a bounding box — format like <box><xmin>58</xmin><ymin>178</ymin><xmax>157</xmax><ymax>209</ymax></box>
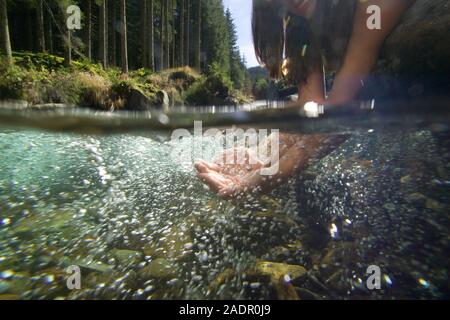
<box><xmin>64</xmin><ymin>30</ymin><xmax>72</xmax><ymax>67</ymax></box>
<box><xmin>0</xmin><ymin>0</ymin><xmax>12</xmax><ymax>64</ymax></box>
<box><xmin>165</xmin><ymin>0</ymin><xmax>169</xmax><ymax>68</ymax></box>
<box><xmin>36</xmin><ymin>0</ymin><xmax>45</xmax><ymax>52</ymax></box>
<box><xmin>85</xmin><ymin>0</ymin><xmax>92</xmax><ymax>60</ymax></box>
<box><xmin>180</xmin><ymin>0</ymin><xmax>184</xmax><ymax>66</ymax></box>
<box><xmin>171</xmin><ymin>0</ymin><xmax>175</xmax><ymax>68</ymax></box>
<box><xmin>120</xmin><ymin>0</ymin><xmax>128</xmax><ymax>74</ymax></box>
<box><xmin>45</xmin><ymin>5</ymin><xmax>53</xmax><ymax>54</ymax></box>
<box><xmin>184</xmin><ymin>0</ymin><xmax>190</xmax><ymax>66</ymax></box>
<box><xmin>26</xmin><ymin>7</ymin><xmax>33</xmax><ymax>51</ymax></box>
<box><xmin>168</xmin><ymin>0</ymin><xmax>173</xmax><ymax>68</ymax></box>
<box><xmin>110</xmin><ymin>0</ymin><xmax>116</xmax><ymax>66</ymax></box>
<box><xmin>160</xmin><ymin>0</ymin><xmax>165</xmax><ymax>70</ymax></box>
<box><xmin>148</xmin><ymin>0</ymin><xmax>154</xmax><ymax>70</ymax></box>
<box><xmin>194</xmin><ymin>0</ymin><xmax>201</xmax><ymax>70</ymax></box>
<box><xmin>99</xmin><ymin>0</ymin><xmax>108</xmax><ymax>68</ymax></box>
<box><xmin>141</xmin><ymin>0</ymin><xmax>148</xmax><ymax>68</ymax></box>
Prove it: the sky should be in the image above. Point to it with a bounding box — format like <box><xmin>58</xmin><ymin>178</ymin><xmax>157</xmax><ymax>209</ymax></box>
<box><xmin>223</xmin><ymin>0</ymin><xmax>259</xmax><ymax>68</ymax></box>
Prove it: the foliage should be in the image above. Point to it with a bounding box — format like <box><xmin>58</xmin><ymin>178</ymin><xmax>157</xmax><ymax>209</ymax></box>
<box><xmin>1</xmin><ymin>0</ymin><xmax>253</xmax><ymax>106</ymax></box>
<box><xmin>184</xmin><ymin>63</ymin><xmax>247</xmax><ymax>106</ymax></box>
<box><xmin>0</xmin><ymin>60</ymin><xmax>31</xmax><ymax>100</ymax></box>
<box><xmin>0</xmin><ymin>52</ymin><xmax>250</xmax><ymax>109</ymax></box>
<box><xmin>254</xmin><ymin>78</ymin><xmax>270</xmax><ymax>100</ymax></box>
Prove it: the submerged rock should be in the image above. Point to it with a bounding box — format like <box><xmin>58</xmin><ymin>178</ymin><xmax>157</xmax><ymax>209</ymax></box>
<box><xmin>273</xmin><ymin>277</ymin><xmax>300</xmax><ymax>300</ymax></box>
<box><xmin>0</xmin><ymin>294</ymin><xmax>19</xmax><ymax>300</ymax></box>
<box><xmin>0</xmin><ymin>280</ymin><xmax>11</xmax><ymax>294</ymax></box>
<box><xmin>296</xmin><ymin>287</ymin><xmax>323</xmax><ymax>300</ymax></box>
<box><xmin>110</xmin><ymin>249</ymin><xmax>143</xmax><ymax>266</ymax></box>
<box><xmin>11</xmin><ymin>211</ymin><xmax>76</xmax><ymax>239</ymax></box>
<box><xmin>425</xmin><ymin>198</ymin><xmax>447</xmax><ymax>213</ymax></box>
<box><xmin>143</xmin><ymin>225</ymin><xmax>193</xmax><ymax>261</ymax></box>
<box><xmin>253</xmin><ymin>261</ymin><xmax>307</xmax><ymax>282</ymax></box>
<box><xmin>209</xmin><ymin>268</ymin><xmax>236</xmax><ymax>290</ymax></box>
<box><xmin>61</xmin><ymin>257</ymin><xmax>114</xmax><ymax>274</ymax></box>
<box><xmin>138</xmin><ymin>258</ymin><xmax>177</xmax><ymax>280</ymax></box>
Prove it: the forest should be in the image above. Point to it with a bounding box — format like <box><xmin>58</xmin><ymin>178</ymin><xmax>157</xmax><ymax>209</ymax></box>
<box><xmin>0</xmin><ymin>0</ymin><xmax>256</xmax><ymax>109</ymax></box>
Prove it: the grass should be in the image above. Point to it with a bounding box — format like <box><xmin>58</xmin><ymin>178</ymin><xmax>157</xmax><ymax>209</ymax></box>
<box><xmin>0</xmin><ymin>52</ymin><xmax>252</xmax><ymax>110</ymax></box>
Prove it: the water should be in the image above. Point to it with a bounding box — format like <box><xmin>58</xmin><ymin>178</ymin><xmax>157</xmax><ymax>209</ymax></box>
<box><xmin>0</xmin><ymin>102</ymin><xmax>449</xmax><ymax>300</ymax></box>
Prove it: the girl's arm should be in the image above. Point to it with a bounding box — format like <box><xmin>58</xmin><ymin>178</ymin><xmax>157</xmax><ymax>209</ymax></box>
<box><xmin>326</xmin><ymin>0</ymin><xmax>415</xmax><ymax>106</ymax></box>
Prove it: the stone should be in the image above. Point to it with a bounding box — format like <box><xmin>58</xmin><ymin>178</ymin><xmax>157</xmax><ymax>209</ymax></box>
<box><xmin>0</xmin><ymin>100</ymin><xmax>29</xmax><ymax>110</ymax></box>
<box><xmin>138</xmin><ymin>258</ymin><xmax>177</xmax><ymax>280</ymax></box>
<box><xmin>126</xmin><ymin>88</ymin><xmax>152</xmax><ymax>111</ymax></box>
<box><xmin>253</xmin><ymin>261</ymin><xmax>307</xmax><ymax>282</ymax></box>
<box><xmin>143</xmin><ymin>226</ymin><xmax>193</xmax><ymax>260</ymax></box>
<box><xmin>2</xmin><ymin>276</ymin><xmax>31</xmax><ymax>296</ymax></box>
<box><xmin>0</xmin><ymin>294</ymin><xmax>19</xmax><ymax>300</ymax></box>
<box><xmin>273</xmin><ymin>277</ymin><xmax>300</xmax><ymax>300</ymax></box>
<box><xmin>156</xmin><ymin>90</ymin><xmax>170</xmax><ymax>110</ymax></box>
<box><xmin>425</xmin><ymin>198</ymin><xmax>447</xmax><ymax>213</ymax></box>
<box><xmin>11</xmin><ymin>211</ymin><xmax>75</xmax><ymax>239</ymax></box>
<box><xmin>62</xmin><ymin>257</ymin><xmax>114</xmax><ymax>274</ymax></box>
<box><xmin>32</xmin><ymin>103</ymin><xmax>70</xmax><ymax>110</ymax></box>
<box><xmin>0</xmin><ymin>280</ymin><xmax>11</xmax><ymax>294</ymax></box>
<box><xmin>266</xmin><ymin>241</ymin><xmax>303</xmax><ymax>262</ymax></box>
<box><xmin>400</xmin><ymin>175</ymin><xmax>412</xmax><ymax>184</ymax></box>
<box><xmin>405</xmin><ymin>192</ymin><xmax>427</xmax><ymax>204</ymax></box>
<box><xmin>209</xmin><ymin>268</ymin><xmax>236</xmax><ymax>290</ymax></box>
<box><xmin>383</xmin><ymin>203</ymin><xmax>396</xmax><ymax>213</ymax></box>
<box><xmin>110</xmin><ymin>249</ymin><xmax>143</xmax><ymax>266</ymax></box>
<box><xmin>296</xmin><ymin>288</ymin><xmax>323</xmax><ymax>300</ymax></box>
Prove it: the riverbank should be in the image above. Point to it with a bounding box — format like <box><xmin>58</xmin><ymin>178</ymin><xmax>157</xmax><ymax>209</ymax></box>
<box><xmin>0</xmin><ymin>52</ymin><xmax>252</xmax><ymax>111</ymax></box>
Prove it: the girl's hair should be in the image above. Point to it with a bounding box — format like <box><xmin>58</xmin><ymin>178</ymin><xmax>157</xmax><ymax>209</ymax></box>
<box><xmin>252</xmin><ymin>0</ymin><xmax>356</xmax><ymax>85</ymax></box>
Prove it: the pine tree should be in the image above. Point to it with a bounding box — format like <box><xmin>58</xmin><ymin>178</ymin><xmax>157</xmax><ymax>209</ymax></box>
<box><xmin>110</xmin><ymin>0</ymin><xmax>116</xmax><ymax>66</ymax></box>
<box><xmin>164</xmin><ymin>0</ymin><xmax>169</xmax><ymax>68</ymax></box>
<box><xmin>120</xmin><ymin>0</ymin><xmax>128</xmax><ymax>73</ymax></box>
<box><xmin>148</xmin><ymin>0</ymin><xmax>154</xmax><ymax>70</ymax></box>
<box><xmin>36</xmin><ymin>0</ymin><xmax>46</xmax><ymax>52</ymax></box>
<box><xmin>1</xmin><ymin>0</ymin><xmax>248</xmax><ymax>83</ymax></box>
<box><xmin>194</xmin><ymin>0</ymin><xmax>201</xmax><ymax>70</ymax></box>
<box><xmin>58</xmin><ymin>0</ymin><xmax>73</xmax><ymax>67</ymax></box>
<box><xmin>184</xmin><ymin>0</ymin><xmax>190</xmax><ymax>66</ymax></box>
<box><xmin>99</xmin><ymin>0</ymin><xmax>108</xmax><ymax>68</ymax></box>
<box><xmin>202</xmin><ymin>0</ymin><xmax>230</xmax><ymax>73</ymax></box>
<box><xmin>160</xmin><ymin>0</ymin><xmax>165</xmax><ymax>70</ymax></box>
<box><xmin>0</xmin><ymin>0</ymin><xmax>12</xmax><ymax>64</ymax></box>
<box><xmin>84</xmin><ymin>0</ymin><xmax>92</xmax><ymax>60</ymax></box>
<box><xmin>226</xmin><ymin>8</ymin><xmax>245</xmax><ymax>89</ymax></box>
<box><xmin>170</xmin><ymin>0</ymin><xmax>175</xmax><ymax>68</ymax></box>
<box><xmin>45</xmin><ymin>5</ymin><xmax>53</xmax><ymax>54</ymax></box>
<box><xmin>141</xmin><ymin>0</ymin><xmax>148</xmax><ymax>68</ymax></box>
<box><xmin>179</xmin><ymin>0</ymin><xmax>184</xmax><ymax>66</ymax></box>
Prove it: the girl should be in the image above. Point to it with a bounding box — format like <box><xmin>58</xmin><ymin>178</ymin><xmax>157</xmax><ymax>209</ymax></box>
<box><xmin>195</xmin><ymin>0</ymin><xmax>420</xmax><ymax>199</ymax></box>
<box><xmin>253</xmin><ymin>0</ymin><xmax>416</xmax><ymax>107</ymax></box>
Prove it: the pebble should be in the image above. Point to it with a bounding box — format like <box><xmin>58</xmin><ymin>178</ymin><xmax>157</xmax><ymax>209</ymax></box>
<box><xmin>0</xmin><ymin>281</ymin><xmax>11</xmax><ymax>294</ymax></box>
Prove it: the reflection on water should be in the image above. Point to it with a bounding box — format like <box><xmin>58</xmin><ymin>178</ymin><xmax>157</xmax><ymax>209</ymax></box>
<box><xmin>0</xmin><ymin>110</ymin><xmax>449</xmax><ymax>300</ymax></box>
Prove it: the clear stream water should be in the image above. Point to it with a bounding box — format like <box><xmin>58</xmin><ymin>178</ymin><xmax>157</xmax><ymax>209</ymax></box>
<box><xmin>0</xmin><ymin>102</ymin><xmax>449</xmax><ymax>300</ymax></box>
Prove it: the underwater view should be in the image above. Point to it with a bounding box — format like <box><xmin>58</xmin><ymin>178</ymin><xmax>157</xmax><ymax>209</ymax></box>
<box><xmin>0</xmin><ymin>0</ymin><xmax>449</xmax><ymax>303</ymax></box>
<box><xmin>0</xmin><ymin>102</ymin><xmax>449</xmax><ymax>300</ymax></box>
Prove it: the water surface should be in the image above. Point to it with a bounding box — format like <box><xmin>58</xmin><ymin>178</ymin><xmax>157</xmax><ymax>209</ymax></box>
<box><xmin>0</xmin><ymin>102</ymin><xmax>449</xmax><ymax>300</ymax></box>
